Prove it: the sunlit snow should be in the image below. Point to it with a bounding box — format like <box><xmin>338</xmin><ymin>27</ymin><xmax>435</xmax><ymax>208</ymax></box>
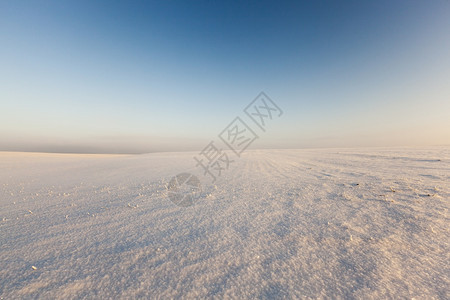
<box><xmin>1</xmin><ymin>148</ymin><xmax>448</xmax><ymax>298</ymax></box>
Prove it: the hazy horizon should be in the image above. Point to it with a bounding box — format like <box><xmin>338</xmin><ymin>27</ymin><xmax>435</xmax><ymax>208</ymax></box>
<box><xmin>1</xmin><ymin>1</ymin><xmax>449</xmax><ymax>153</ymax></box>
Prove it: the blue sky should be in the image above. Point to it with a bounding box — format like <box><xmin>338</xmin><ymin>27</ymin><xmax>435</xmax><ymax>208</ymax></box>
<box><xmin>1</xmin><ymin>1</ymin><xmax>449</xmax><ymax>153</ymax></box>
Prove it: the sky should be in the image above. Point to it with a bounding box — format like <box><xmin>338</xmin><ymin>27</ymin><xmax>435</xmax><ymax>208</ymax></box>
<box><xmin>1</xmin><ymin>0</ymin><xmax>449</xmax><ymax>153</ymax></box>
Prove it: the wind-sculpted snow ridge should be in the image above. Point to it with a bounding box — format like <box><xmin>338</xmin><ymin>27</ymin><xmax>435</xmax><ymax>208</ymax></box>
<box><xmin>0</xmin><ymin>148</ymin><xmax>449</xmax><ymax>298</ymax></box>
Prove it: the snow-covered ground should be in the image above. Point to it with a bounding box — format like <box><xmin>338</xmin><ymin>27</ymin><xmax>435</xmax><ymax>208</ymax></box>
<box><xmin>1</xmin><ymin>148</ymin><xmax>449</xmax><ymax>298</ymax></box>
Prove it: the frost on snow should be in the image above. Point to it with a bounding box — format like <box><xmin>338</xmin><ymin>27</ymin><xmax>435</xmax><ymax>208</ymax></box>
<box><xmin>0</xmin><ymin>148</ymin><xmax>449</xmax><ymax>298</ymax></box>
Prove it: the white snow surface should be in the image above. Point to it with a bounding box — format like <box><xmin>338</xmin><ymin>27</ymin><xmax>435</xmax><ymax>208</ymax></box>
<box><xmin>1</xmin><ymin>148</ymin><xmax>449</xmax><ymax>299</ymax></box>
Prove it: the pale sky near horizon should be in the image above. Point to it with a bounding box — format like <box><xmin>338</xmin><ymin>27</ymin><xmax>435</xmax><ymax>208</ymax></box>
<box><xmin>1</xmin><ymin>1</ymin><xmax>449</xmax><ymax>153</ymax></box>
